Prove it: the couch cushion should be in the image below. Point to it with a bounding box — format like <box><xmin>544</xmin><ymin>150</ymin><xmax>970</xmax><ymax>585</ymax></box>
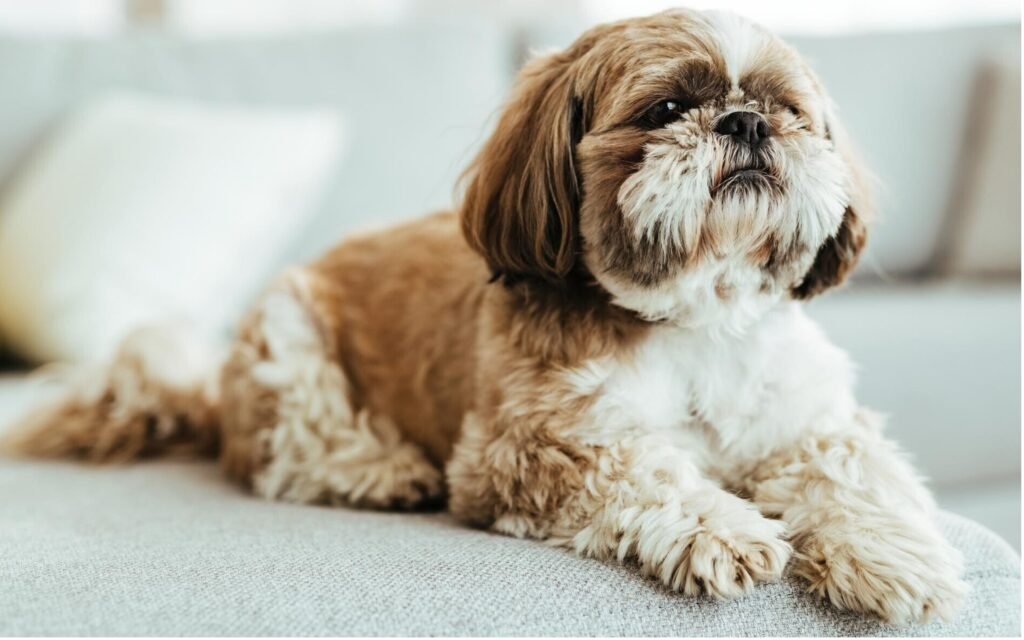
<box><xmin>0</xmin><ymin>459</ymin><xmax>1018</xmax><ymax>636</ymax></box>
<box><xmin>938</xmin><ymin>482</ymin><xmax>1021</xmax><ymax>553</ymax></box>
<box><xmin>0</xmin><ymin>92</ymin><xmax>343</xmax><ymax>363</ymax></box>
<box><xmin>805</xmin><ymin>281</ymin><xmax>1020</xmax><ymax>489</ymax></box>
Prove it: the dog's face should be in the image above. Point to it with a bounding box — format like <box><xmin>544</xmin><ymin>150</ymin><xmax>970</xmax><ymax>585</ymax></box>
<box><xmin>462</xmin><ymin>9</ymin><xmax>870</xmax><ymax>328</ymax></box>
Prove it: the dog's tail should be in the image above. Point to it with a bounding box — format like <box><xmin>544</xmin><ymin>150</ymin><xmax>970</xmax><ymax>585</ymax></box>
<box><xmin>2</xmin><ymin>325</ymin><xmax>222</xmax><ymax>462</ymax></box>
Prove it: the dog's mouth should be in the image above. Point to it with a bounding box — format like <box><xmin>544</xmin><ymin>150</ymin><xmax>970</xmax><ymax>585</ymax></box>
<box><xmin>726</xmin><ymin>168</ymin><xmax>769</xmax><ymax>182</ymax></box>
<box><xmin>713</xmin><ymin>165</ymin><xmax>779</xmax><ymax>196</ymax></box>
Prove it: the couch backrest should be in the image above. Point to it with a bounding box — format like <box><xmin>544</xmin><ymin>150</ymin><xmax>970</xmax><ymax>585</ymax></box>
<box><xmin>0</xmin><ymin>21</ymin><xmax>1017</xmax><ymax>281</ymax></box>
<box><xmin>787</xmin><ymin>25</ymin><xmax>1020</xmax><ymax>278</ymax></box>
<box><xmin>0</xmin><ymin>20</ymin><xmax>510</xmax><ymax>274</ymax></box>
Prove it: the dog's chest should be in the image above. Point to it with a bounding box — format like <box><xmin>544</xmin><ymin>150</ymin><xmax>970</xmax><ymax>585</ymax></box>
<box><xmin>596</xmin><ymin>335</ymin><xmax>702</xmax><ymax>434</ymax></box>
<box><xmin>576</xmin><ymin>303</ymin><xmax>850</xmax><ymax>463</ymax></box>
<box><xmin>593</xmin><ymin>327</ymin><xmax>754</xmax><ymax>435</ymax></box>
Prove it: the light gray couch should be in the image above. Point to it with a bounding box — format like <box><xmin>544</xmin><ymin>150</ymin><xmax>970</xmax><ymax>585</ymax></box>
<box><xmin>0</xmin><ymin>459</ymin><xmax>1019</xmax><ymax>636</ymax></box>
<box><xmin>0</xmin><ymin>18</ymin><xmax>1019</xmax><ymax>637</ymax></box>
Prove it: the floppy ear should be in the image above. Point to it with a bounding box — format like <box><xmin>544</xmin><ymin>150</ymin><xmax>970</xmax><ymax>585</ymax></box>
<box><xmin>460</xmin><ymin>50</ymin><xmax>586</xmax><ymax>284</ymax></box>
<box><xmin>793</xmin><ymin>104</ymin><xmax>873</xmax><ymax>299</ymax></box>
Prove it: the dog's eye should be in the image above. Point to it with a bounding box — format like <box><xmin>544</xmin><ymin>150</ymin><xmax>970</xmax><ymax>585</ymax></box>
<box><xmin>786</xmin><ymin>104</ymin><xmax>802</xmax><ymax>118</ymax></box>
<box><xmin>642</xmin><ymin>99</ymin><xmax>695</xmax><ymax>128</ymax></box>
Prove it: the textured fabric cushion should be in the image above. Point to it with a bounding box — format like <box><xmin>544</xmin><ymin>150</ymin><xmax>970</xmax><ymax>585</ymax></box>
<box><xmin>0</xmin><ymin>460</ymin><xmax>1018</xmax><ymax>636</ymax></box>
<box><xmin>0</xmin><ymin>92</ymin><xmax>342</xmax><ymax>363</ymax></box>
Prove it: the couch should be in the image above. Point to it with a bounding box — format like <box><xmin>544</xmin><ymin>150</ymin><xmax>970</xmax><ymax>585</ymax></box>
<box><xmin>0</xmin><ymin>459</ymin><xmax>1019</xmax><ymax>636</ymax></box>
<box><xmin>0</xmin><ymin>17</ymin><xmax>1019</xmax><ymax>637</ymax></box>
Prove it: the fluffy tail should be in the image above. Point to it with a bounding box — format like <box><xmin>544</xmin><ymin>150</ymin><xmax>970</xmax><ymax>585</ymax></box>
<box><xmin>2</xmin><ymin>325</ymin><xmax>222</xmax><ymax>462</ymax></box>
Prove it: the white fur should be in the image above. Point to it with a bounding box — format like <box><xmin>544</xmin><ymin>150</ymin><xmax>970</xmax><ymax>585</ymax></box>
<box><xmin>550</xmin><ymin>435</ymin><xmax>792</xmax><ymax>599</ymax></box>
<box><xmin>515</xmin><ymin>12</ymin><xmax>964</xmax><ymax>622</ymax></box>
<box><xmin>584</xmin><ymin>87</ymin><xmax>849</xmax><ymax>329</ymax></box>
<box><xmin>244</xmin><ymin>271</ymin><xmax>443</xmax><ymax>507</ymax></box>
<box><xmin>703</xmin><ymin>10</ymin><xmax>772</xmax><ymax>90</ymax></box>
<box><xmin>616</xmin><ymin>130</ymin><xmax>718</xmax><ymax>254</ymax></box>
<box><xmin>590</xmin><ymin>255</ymin><xmax>780</xmax><ymax>334</ymax></box>
<box><xmin>571</xmin><ymin>302</ymin><xmax>856</xmax><ymax>465</ymax></box>
<box><xmin>551</xmin><ymin>300</ymin><xmax>966</xmax><ymax>623</ymax></box>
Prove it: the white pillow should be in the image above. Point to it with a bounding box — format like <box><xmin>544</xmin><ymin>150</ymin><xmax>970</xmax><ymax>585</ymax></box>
<box><xmin>0</xmin><ymin>92</ymin><xmax>343</xmax><ymax>363</ymax></box>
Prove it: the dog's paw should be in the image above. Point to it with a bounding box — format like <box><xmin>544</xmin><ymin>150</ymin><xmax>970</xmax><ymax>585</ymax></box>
<box><xmin>794</xmin><ymin>522</ymin><xmax>967</xmax><ymax>624</ymax></box>
<box><xmin>645</xmin><ymin>502</ymin><xmax>791</xmax><ymax>599</ymax></box>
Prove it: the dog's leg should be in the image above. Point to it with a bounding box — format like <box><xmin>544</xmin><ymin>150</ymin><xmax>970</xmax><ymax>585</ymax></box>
<box><xmin>219</xmin><ymin>268</ymin><xmax>443</xmax><ymax>509</ymax></box>
<box><xmin>448</xmin><ymin>414</ymin><xmax>790</xmax><ymax>598</ymax></box>
<box><xmin>741</xmin><ymin>410</ymin><xmax>966</xmax><ymax>624</ymax></box>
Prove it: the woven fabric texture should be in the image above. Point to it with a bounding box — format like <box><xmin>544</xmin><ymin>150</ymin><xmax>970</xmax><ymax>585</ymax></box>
<box><xmin>0</xmin><ymin>460</ymin><xmax>1018</xmax><ymax>636</ymax></box>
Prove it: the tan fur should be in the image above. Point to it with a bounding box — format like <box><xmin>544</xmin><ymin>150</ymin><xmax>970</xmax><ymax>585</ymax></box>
<box><xmin>4</xmin><ymin>325</ymin><xmax>219</xmax><ymax>461</ymax></box>
<box><xmin>218</xmin><ymin>265</ymin><xmax>445</xmax><ymax>507</ymax></box>
<box><xmin>5</xmin><ymin>9</ymin><xmax>964</xmax><ymax>626</ymax></box>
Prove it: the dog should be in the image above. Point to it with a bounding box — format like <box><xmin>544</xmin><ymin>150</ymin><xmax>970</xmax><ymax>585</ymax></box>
<box><xmin>5</xmin><ymin>8</ymin><xmax>966</xmax><ymax>625</ymax></box>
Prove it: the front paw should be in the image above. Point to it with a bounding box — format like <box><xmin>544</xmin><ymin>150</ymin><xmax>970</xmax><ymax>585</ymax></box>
<box><xmin>640</xmin><ymin>501</ymin><xmax>791</xmax><ymax>599</ymax></box>
<box><xmin>794</xmin><ymin>521</ymin><xmax>967</xmax><ymax>624</ymax></box>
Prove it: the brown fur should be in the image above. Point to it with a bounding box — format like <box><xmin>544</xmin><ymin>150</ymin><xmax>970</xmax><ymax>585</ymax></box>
<box><xmin>791</xmin><ymin>65</ymin><xmax>873</xmax><ymax>298</ymax></box>
<box><xmin>307</xmin><ymin>214</ymin><xmax>490</xmax><ymax>465</ymax></box>
<box><xmin>460</xmin><ymin>47</ymin><xmax>585</xmax><ymax>284</ymax></box>
<box><xmin>5</xmin><ymin>326</ymin><xmax>219</xmax><ymax>462</ymax></box>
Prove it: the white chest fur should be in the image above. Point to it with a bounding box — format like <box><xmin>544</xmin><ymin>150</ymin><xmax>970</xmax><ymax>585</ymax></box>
<box><xmin>573</xmin><ymin>302</ymin><xmax>857</xmax><ymax>471</ymax></box>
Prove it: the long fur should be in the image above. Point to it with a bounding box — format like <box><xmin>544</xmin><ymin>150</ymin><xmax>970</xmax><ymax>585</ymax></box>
<box><xmin>3</xmin><ymin>8</ymin><xmax>964</xmax><ymax>625</ymax></box>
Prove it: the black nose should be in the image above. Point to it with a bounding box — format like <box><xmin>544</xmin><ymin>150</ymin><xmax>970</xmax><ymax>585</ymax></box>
<box><xmin>715</xmin><ymin>111</ymin><xmax>770</xmax><ymax>146</ymax></box>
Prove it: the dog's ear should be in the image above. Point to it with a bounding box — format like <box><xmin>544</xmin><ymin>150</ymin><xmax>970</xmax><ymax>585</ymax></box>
<box><xmin>793</xmin><ymin>103</ymin><xmax>873</xmax><ymax>299</ymax></box>
<box><xmin>460</xmin><ymin>49</ymin><xmax>587</xmax><ymax>284</ymax></box>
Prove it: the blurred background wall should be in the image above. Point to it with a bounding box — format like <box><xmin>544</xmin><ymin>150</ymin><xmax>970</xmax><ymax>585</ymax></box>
<box><xmin>0</xmin><ymin>0</ymin><xmax>1018</xmax><ymax>547</ymax></box>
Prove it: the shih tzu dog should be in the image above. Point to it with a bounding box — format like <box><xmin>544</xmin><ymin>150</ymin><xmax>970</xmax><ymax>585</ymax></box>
<box><xmin>7</xmin><ymin>8</ymin><xmax>966</xmax><ymax>625</ymax></box>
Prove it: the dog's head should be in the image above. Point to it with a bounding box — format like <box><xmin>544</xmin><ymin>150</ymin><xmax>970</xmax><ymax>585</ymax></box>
<box><xmin>460</xmin><ymin>9</ymin><xmax>871</xmax><ymax>327</ymax></box>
